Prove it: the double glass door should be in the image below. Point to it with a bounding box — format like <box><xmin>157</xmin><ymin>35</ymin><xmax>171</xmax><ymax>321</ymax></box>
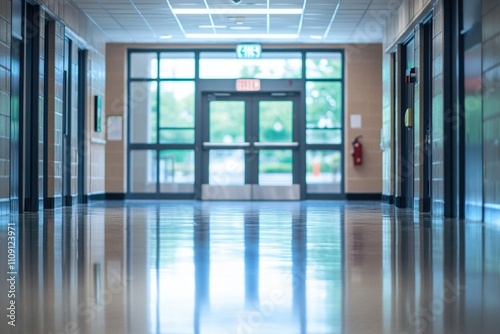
<box><xmin>201</xmin><ymin>93</ymin><xmax>300</xmax><ymax>200</ymax></box>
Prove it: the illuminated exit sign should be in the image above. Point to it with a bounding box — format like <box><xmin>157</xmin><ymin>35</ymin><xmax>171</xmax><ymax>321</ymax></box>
<box><xmin>236</xmin><ymin>79</ymin><xmax>261</xmax><ymax>92</ymax></box>
<box><xmin>236</xmin><ymin>44</ymin><xmax>261</xmax><ymax>59</ymax></box>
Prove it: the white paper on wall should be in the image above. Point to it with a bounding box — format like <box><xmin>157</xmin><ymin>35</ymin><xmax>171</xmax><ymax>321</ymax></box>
<box><xmin>107</xmin><ymin>115</ymin><xmax>123</xmax><ymax>141</ymax></box>
<box><xmin>350</xmin><ymin>114</ymin><xmax>362</xmax><ymax>128</ymax></box>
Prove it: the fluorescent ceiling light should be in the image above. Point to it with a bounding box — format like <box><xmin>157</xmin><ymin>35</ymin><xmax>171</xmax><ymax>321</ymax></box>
<box><xmin>160</xmin><ymin>35</ymin><xmax>172</xmax><ymax>39</ymax></box>
<box><xmin>172</xmin><ymin>8</ymin><xmax>303</xmax><ymax>15</ymax></box>
<box><xmin>185</xmin><ymin>33</ymin><xmax>299</xmax><ymax>39</ymax></box>
<box><xmin>229</xmin><ymin>26</ymin><xmax>252</xmax><ymax>30</ymax></box>
<box><xmin>310</xmin><ymin>35</ymin><xmax>323</xmax><ymax>40</ymax></box>
<box><xmin>198</xmin><ymin>25</ymin><xmax>227</xmax><ymax>29</ymax></box>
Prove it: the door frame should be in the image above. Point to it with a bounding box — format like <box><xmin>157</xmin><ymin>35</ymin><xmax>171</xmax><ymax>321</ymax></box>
<box><xmin>200</xmin><ymin>91</ymin><xmax>301</xmax><ymax>200</ymax></box>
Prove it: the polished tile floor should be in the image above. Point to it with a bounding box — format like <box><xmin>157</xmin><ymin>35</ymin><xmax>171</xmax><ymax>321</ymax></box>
<box><xmin>1</xmin><ymin>201</ymin><xmax>499</xmax><ymax>334</ymax></box>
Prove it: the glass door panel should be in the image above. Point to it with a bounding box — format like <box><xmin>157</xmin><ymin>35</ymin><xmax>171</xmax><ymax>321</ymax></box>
<box><xmin>203</xmin><ymin>93</ymin><xmax>299</xmax><ymax>200</ymax></box>
<box><xmin>258</xmin><ymin>150</ymin><xmax>293</xmax><ymax>186</ymax></box>
<box><xmin>209</xmin><ymin>101</ymin><xmax>245</xmax><ymax>143</ymax></box>
<box><xmin>258</xmin><ymin>101</ymin><xmax>293</xmax><ymax>142</ymax></box>
<box><xmin>209</xmin><ymin>150</ymin><xmax>245</xmax><ymax>185</ymax></box>
<box><xmin>203</xmin><ymin>98</ymin><xmax>251</xmax><ymax>200</ymax></box>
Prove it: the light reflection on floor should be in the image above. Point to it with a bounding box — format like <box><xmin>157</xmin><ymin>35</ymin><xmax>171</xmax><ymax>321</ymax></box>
<box><xmin>0</xmin><ymin>201</ymin><xmax>499</xmax><ymax>334</ymax></box>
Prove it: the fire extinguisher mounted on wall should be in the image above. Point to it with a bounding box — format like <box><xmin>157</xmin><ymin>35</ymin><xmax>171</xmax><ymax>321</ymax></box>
<box><xmin>351</xmin><ymin>135</ymin><xmax>363</xmax><ymax>165</ymax></box>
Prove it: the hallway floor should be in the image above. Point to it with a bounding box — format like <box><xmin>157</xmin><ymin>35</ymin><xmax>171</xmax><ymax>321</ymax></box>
<box><xmin>1</xmin><ymin>201</ymin><xmax>499</xmax><ymax>334</ymax></box>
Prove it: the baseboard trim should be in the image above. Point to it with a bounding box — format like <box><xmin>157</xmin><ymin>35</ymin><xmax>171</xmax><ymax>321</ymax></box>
<box><xmin>345</xmin><ymin>193</ymin><xmax>382</xmax><ymax>201</ymax></box>
<box><xmin>83</xmin><ymin>193</ymin><xmax>106</xmax><ymax>202</ymax></box>
<box><xmin>414</xmin><ymin>197</ymin><xmax>431</xmax><ymax>213</ymax></box>
<box><xmin>395</xmin><ymin>196</ymin><xmax>406</xmax><ymax>208</ymax></box>
<box><xmin>105</xmin><ymin>193</ymin><xmax>127</xmax><ymax>200</ymax></box>
<box><xmin>44</xmin><ymin>196</ymin><xmax>63</xmax><ymax>209</ymax></box>
<box><xmin>382</xmin><ymin>194</ymin><xmax>394</xmax><ymax>204</ymax></box>
<box><xmin>484</xmin><ymin>205</ymin><xmax>500</xmax><ymax>225</ymax></box>
<box><xmin>63</xmin><ymin>195</ymin><xmax>78</xmax><ymax>207</ymax></box>
<box><xmin>0</xmin><ymin>200</ymin><xmax>9</xmax><ymax>216</ymax></box>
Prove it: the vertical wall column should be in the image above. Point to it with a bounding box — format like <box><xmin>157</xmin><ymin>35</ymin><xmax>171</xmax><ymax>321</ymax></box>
<box><xmin>381</xmin><ymin>53</ymin><xmax>394</xmax><ymax>203</ymax></box>
<box><xmin>1</xmin><ymin>0</ymin><xmax>13</xmax><ymax>215</ymax></box>
<box><xmin>45</xmin><ymin>21</ymin><xmax>65</xmax><ymax>208</ymax></box>
<box><xmin>394</xmin><ymin>45</ymin><xmax>404</xmax><ymax>207</ymax></box>
<box><xmin>23</xmin><ymin>4</ymin><xmax>45</xmax><ymax>212</ymax></box>
<box><xmin>482</xmin><ymin>0</ymin><xmax>500</xmax><ymax>222</ymax></box>
<box><xmin>430</xmin><ymin>0</ymin><xmax>446</xmax><ymax>216</ymax></box>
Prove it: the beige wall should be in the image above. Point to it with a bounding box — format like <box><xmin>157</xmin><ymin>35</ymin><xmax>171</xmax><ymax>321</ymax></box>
<box><xmin>105</xmin><ymin>44</ymin><xmax>127</xmax><ymax>193</ymax></box>
<box><xmin>105</xmin><ymin>43</ymin><xmax>383</xmax><ymax>195</ymax></box>
<box><xmin>344</xmin><ymin>44</ymin><xmax>383</xmax><ymax>194</ymax></box>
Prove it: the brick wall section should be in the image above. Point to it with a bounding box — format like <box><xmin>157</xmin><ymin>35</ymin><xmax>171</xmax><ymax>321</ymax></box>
<box><xmin>381</xmin><ymin>53</ymin><xmax>393</xmax><ymax>197</ymax></box>
<box><xmin>431</xmin><ymin>0</ymin><xmax>445</xmax><ymax>216</ymax></box>
<box><xmin>0</xmin><ymin>0</ymin><xmax>11</xmax><ymax>215</ymax></box>
<box><xmin>70</xmin><ymin>42</ymin><xmax>79</xmax><ymax>196</ymax></box>
<box><xmin>483</xmin><ymin>0</ymin><xmax>500</xmax><ymax>221</ymax></box>
<box><xmin>36</xmin><ymin>0</ymin><xmax>106</xmax><ymax>196</ymax></box>
<box><xmin>413</xmin><ymin>27</ymin><xmax>422</xmax><ymax>206</ymax></box>
<box><xmin>46</xmin><ymin>20</ymin><xmax>64</xmax><ymax>199</ymax></box>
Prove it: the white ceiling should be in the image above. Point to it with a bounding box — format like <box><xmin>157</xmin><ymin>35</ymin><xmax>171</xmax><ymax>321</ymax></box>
<box><xmin>71</xmin><ymin>0</ymin><xmax>401</xmax><ymax>44</ymax></box>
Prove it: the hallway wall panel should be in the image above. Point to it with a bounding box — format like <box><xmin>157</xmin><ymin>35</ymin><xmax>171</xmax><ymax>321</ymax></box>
<box><xmin>383</xmin><ymin>0</ymin><xmax>500</xmax><ymax>222</ymax></box>
<box><xmin>383</xmin><ymin>0</ymin><xmax>451</xmax><ymax>216</ymax></box>
<box><xmin>45</xmin><ymin>21</ymin><xmax>64</xmax><ymax>206</ymax></box>
<box><xmin>0</xmin><ymin>0</ymin><xmax>11</xmax><ymax>215</ymax></box>
<box><xmin>483</xmin><ymin>0</ymin><xmax>500</xmax><ymax>222</ymax></box>
<box><xmin>0</xmin><ymin>0</ymin><xmax>107</xmax><ymax>214</ymax></box>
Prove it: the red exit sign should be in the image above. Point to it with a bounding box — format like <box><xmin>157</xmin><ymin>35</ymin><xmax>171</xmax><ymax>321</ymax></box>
<box><xmin>236</xmin><ymin>79</ymin><xmax>261</xmax><ymax>92</ymax></box>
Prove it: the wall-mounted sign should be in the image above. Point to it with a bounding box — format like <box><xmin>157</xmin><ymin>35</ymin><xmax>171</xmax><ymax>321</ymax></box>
<box><xmin>236</xmin><ymin>44</ymin><xmax>262</xmax><ymax>59</ymax></box>
<box><xmin>236</xmin><ymin>79</ymin><xmax>261</xmax><ymax>92</ymax></box>
<box><xmin>94</xmin><ymin>95</ymin><xmax>102</xmax><ymax>132</ymax></box>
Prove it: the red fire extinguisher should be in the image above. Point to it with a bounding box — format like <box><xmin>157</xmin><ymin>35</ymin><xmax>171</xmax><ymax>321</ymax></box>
<box><xmin>351</xmin><ymin>135</ymin><xmax>363</xmax><ymax>165</ymax></box>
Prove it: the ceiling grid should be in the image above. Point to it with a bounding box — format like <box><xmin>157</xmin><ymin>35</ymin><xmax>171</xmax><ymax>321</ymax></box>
<box><xmin>70</xmin><ymin>0</ymin><xmax>402</xmax><ymax>43</ymax></box>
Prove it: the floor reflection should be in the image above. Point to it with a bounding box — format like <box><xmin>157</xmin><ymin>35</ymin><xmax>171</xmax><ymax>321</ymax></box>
<box><xmin>0</xmin><ymin>201</ymin><xmax>499</xmax><ymax>334</ymax></box>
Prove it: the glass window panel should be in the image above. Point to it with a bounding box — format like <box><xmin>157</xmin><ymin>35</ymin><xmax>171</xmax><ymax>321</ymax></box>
<box><xmin>159</xmin><ymin>129</ymin><xmax>194</xmax><ymax>144</ymax></box>
<box><xmin>306</xmin><ymin>81</ymin><xmax>342</xmax><ymax>137</ymax></box>
<box><xmin>159</xmin><ymin>52</ymin><xmax>195</xmax><ymax>78</ymax></box>
<box><xmin>199</xmin><ymin>52</ymin><xmax>302</xmax><ymax>79</ymax></box>
<box><xmin>130</xmin><ymin>150</ymin><xmax>157</xmax><ymax>193</ymax></box>
<box><xmin>209</xmin><ymin>150</ymin><xmax>245</xmax><ymax>185</ymax></box>
<box><xmin>259</xmin><ymin>101</ymin><xmax>293</xmax><ymax>142</ymax></box>
<box><xmin>306</xmin><ymin>150</ymin><xmax>342</xmax><ymax>193</ymax></box>
<box><xmin>159</xmin><ymin>81</ymin><xmax>195</xmax><ymax>128</ymax></box>
<box><xmin>130</xmin><ymin>52</ymin><xmax>157</xmax><ymax>78</ymax></box>
<box><xmin>259</xmin><ymin>150</ymin><xmax>293</xmax><ymax>185</ymax></box>
<box><xmin>210</xmin><ymin>101</ymin><xmax>245</xmax><ymax>143</ymax></box>
<box><xmin>306</xmin><ymin>52</ymin><xmax>342</xmax><ymax>79</ymax></box>
<box><xmin>306</xmin><ymin>129</ymin><xmax>342</xmax><ymax>144</ymax></box>
<box><xmin>159</xmin><ymin>150</ymin><xmax>195</xmax><ymax>193</ymax></box>
<box><xmin>130</xmin><ymin>82</ymin><xmax>157</xmax><ymax>144</ymax></box>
